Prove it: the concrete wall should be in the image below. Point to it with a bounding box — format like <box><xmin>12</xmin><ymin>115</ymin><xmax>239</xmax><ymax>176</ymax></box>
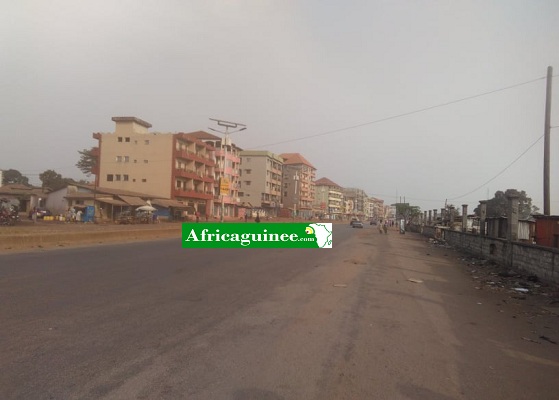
<box><xmin>442</xmin><ymin>230</ymin><xmax>559</xmax><ymax>285</ymax></box>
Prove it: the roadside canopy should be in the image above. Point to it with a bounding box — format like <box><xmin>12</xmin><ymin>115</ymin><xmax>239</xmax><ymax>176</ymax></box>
<box><xmin>96</xmin><ymin>197</ymin><xmax>127</xmax><ymax>206</ymax></box>
<box><xmin>118</xmin><ymin>195</ymin><xmax>147</xmax><ymax>206</ymax></box>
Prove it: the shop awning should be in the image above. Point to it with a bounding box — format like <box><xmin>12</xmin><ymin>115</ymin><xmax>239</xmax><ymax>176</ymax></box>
<box><xmin>151</xmin><ymin>199</ymin><xmax>196</xmax><ymax>213</ymax></box>
<box><xmin>118</xmin><ymin>195</ymin><xmax>147</xmax><ymax>206</ymax></box>
<box><xmin>96</xmin><ymin>197</ymin><xmax>127</xmax><ymax>206</ymax></box>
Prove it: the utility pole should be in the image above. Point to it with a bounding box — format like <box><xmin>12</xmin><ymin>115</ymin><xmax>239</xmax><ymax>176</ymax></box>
<box><xmin>209</xmin><ymin>118</ymin><xmax>246</xmax><ymax>222</ymax></box>
<box><xmin>543</xmin><ymin>66</ymin><xmax>552</xmax><ymax>215</ymax></box>
<box><xmin>293</xmin><ymin>170</ymin><xmax>299</xmax><ymax>220</ymax></box>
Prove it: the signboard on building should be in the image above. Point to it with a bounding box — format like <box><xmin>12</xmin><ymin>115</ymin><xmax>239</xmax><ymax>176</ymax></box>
<box><xmin>220</xmin><ymin>178</ymin><xmax>230</xmax><ymax>195</ymax></box>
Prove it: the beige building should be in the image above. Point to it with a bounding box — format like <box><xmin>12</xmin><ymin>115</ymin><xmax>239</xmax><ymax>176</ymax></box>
<box><xmin>93</xmin><ymin>117</ymin><xmax>216</xmax><ymax>216</ymax></box>
<box><xmin>369</xmin><ymin>197</ymin><xmax>385</xmax><ymax>221</ymax></box>
<box><xmin>313</xmin><ymin>177</ymin><xmax>343</xmax><ymax>220</ymax></box>
<box><xmin>279</xmin><ymin>153</ymin><xmax>316</xmax><ymax>219</ymax></box>
<box><xmin>239</xmin><ymin>150</ymin><xmax>283</xmax><ymax>217</ymax></box>
<box><xmin>343</xmin><ymin>187</ymin><xmax>368</xmax><ymax>219</ymax></box>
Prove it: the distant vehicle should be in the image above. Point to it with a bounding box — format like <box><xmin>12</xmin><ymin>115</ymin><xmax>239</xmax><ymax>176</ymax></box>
<box><xmin>29</xmin><ymin>208</ymin><xmax>51</xmax><ymax>219</ymax></box>
<box><xmin>351</xmin><ymin>220</ymin><xmax>364</xmax><ymax>228</ymax></box>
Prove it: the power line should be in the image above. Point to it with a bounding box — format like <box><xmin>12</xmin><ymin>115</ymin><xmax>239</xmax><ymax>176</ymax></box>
<box><xmin>253</xmin><ymin>75</ymin><xmax>546</xmax><ymax>148</ymax></box>
<box><xmin>447</xmin><ymin>134</ymin><xmax>544</xmax><ymax>201</ymax></box>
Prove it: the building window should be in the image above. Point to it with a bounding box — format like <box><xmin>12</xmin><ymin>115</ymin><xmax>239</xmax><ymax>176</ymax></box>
<box><xmin>115</xmin><ymin>174</ymin><xmax>121</xmax><ymax>181</ymax></box>
<box><xmin>125</xmin><ymin>137</ymin><xmax>130</xmax><ymax>142</ymax></box>
<box><xmin>107</xmin><ymin>174</ymin><xmax>114</xmax><ymax>181</ymax></box>
<box><xmin>133</xmin><ymin>179</ymin><xmax>136</xmax><ymax>182</ymax></box>
<box><xmin>142</xmin><ymin>178</ymin><xmax>147</xmax><ymax>183</ymax></box>
<box><xmin>144</xmin><ymin>160</ymin><xmax>148</xmax><ymax>164</ymax></box>
<box><xmin>124</xmin><ymin>156</ymin><xmax>129</xmax><ymax>162</ymax></box>
<box><xmin>118</xmin><ymin>137</ymin><xmax>123</xmax><ymax>142</ymax></box>
<box><xmin>116</xmin><ymin>156</ymin><xmax>122</xmax><ymax>162</ymax></box>
<box><xmin>144</xmin><ymin>140</ymin><xmax>150</xmax><ymax>145</ymax></box>
<box><xmin>134</xmin><ymin>159</ymin><xmax>137</xmax><ymax>163</ymax></box>
<box><xmin>245</xmin><ymin>169</ymin><xmax>251</xmax><ymax>174</ymax></box>
<box><xmin>284</xmin><ymin>191</ymin><xmax>287</xmax><ymax>197</ymax></box>
<box><xmin>123</xmin><ymin>175</ymin><xmax>129</xmax><ymax>181</ymax></box>
<box><xmin>239</xmin><ymin>192</ymin><xmax>244</xmax><ymax>197</ymax></box>
<box><xmin>244</xmin><ymin>181</ymin><xmax>251</xmax><ymax>186</ymax></box>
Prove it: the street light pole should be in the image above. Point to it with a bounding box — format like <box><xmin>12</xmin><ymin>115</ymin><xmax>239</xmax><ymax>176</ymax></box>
<box><xmin>209</xmin><ymin>119</ymin><xmax>246</xmax><ymax>222</ymax></box>
<box><xmin>293</xmin><ymin>170</ymin><xmax>299</xmax><ymax>220</ymax></box>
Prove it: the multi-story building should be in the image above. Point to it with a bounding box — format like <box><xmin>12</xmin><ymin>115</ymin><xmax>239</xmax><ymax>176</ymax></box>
<box><xmin>369</xmin><ymin>197</ymin><xmax>385</xmax><ymax>221</ymax></box>
<box><xmin>238</xmin><ymin>150</ymin><xmax>283</xmax><ymax>217</ymax></box>
<box><xmin>185</xmin><ymin>131</ymin><xmax>242</xmax><ymax>219</ymax></box>
<box><xmin>92</xmin><ymin>117</ymin><xmax>216</xmax><ymax>216</ymax></box>
<box><xmin>343</xmin><ymin>187</ymin><xmax>368</xmax><ymax>219</ymax></box>
<box><xmin>313</xmin><ymin>177</ymin><xmax>343</xmax><ymax>220</ymax></box>
<box><xmin>279</xmin><ymin>153</ymin><xmax>316</xmax><ymax>219</ymax></box>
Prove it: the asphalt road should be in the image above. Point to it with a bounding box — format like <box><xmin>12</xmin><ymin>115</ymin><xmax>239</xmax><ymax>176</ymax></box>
<box><xmin>1</xmin><ymin>225</ymin><xmax>558</xmax><ymax>399</ymax></box>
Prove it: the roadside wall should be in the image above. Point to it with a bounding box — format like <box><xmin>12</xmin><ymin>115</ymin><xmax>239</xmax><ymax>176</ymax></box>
<box><xmin>439</xmin><ymin>229</ymin><xmax>559</xmax><ymax>285</ymax></box>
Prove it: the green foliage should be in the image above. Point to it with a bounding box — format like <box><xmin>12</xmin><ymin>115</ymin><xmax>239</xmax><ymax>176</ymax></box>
<box><xmin>39</xmin><ymin>169</ymin><xmax>73</xmax><ymax>191</ymax></box>
<box><xmin>76</xmin><ymin>148</ymin><xmax>97</xmax><ymax>176</ymax></box>
<box><xmin>2</xmin><ymin>169</ymin><xmax>29</xmax><ymax>185</ymax></box>
<box><xmin>394</xmin><ymin>203</ymin><xmax>421</xmax><ymax>219</ymax></box>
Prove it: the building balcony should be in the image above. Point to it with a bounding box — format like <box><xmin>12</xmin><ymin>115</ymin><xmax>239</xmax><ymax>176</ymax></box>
<box><xmin>172</xmin><ymin>188</ymin><xmax>214</xmax><ymax>200</ymax></box>
<box><xmin>175</xmin><ymin>149</ymin><xmax>216</xmax><ymax>166</ymax></box>
<box><xmin>173</xmin><ymin>169</ymin><xmax>214</xmax><ymax>183</ymax></box>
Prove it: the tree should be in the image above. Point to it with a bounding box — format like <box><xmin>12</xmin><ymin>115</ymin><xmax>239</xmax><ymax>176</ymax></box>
<box><xmin>474</xmin><ymin>189</ymin><xmax>539</xmax><ymax>219</ymax></box>
<box><xmin>76</xmin><ymin>148</ymin><xmax>97</xmax><ymax>176</ymax></box>
<box><xmin>39</xmin><ymin>169</ymin><xmax>72</xmax><ymax>191</ymax></box>
<box><xmin>394</xmin><ymin>203</ymin><xmax>421</xmax><ymax>220</ymax></box>
<box><xmin>2</xmin><ymin>169</ymin><xmax>29</xmax><ymax>185</ymax></box>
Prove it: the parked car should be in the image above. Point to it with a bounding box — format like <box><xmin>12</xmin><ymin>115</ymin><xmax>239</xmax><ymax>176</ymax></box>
<box><xmin>351</xmin><ymin>219</ymin><xmax>364</xmax><ymax>228</ymax></box>
<box><xmin>29</xmin><ymin>208</ymin><xmax>52</xmax><ymax>219</ymax></box>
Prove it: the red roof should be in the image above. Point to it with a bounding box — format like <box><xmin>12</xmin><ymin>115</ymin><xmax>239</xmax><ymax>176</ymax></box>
<box><xmin>184</xmin><ymin>131</ymin><xmax>221</xmax><ymax>141</ymax></box>
<box><xmin>314</xmin><ymin>177</ymin><xmax>341</xmax><ymax>188</ymax></box>
<box><xmin>279</xmin><ymin>153</ymin><xmax>315</xmax><ymax>169</ymax></box>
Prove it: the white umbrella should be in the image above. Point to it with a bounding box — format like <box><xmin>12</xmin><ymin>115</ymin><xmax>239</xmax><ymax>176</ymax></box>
<box><xmin>136</xmin><ymin>205</ymin><xmax>156</xmax><ymax>212</ymax></box>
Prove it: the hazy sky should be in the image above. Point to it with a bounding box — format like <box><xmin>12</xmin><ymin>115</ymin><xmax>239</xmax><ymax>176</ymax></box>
<box><xmin>2</xmin><ymin>0</ymin><xmax>559</xmax><ymax>213</ymax></box>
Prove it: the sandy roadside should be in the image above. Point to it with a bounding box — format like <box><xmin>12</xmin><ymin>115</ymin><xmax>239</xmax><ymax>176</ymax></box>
<box><xmin>0</xmin><ymin>220</ymin><xmax>182</xmax><ymax>253</ymax></box>
<box><xmin>0</xmin><ymin>218</ymin><xmax>346</xmax><ymax>254</ymax></box>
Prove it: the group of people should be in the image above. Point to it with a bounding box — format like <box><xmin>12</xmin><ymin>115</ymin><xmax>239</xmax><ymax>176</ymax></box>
<box><xmin>378</xmin><ymin>220</ymin><xmax>388</xmax><ymax>234</ymax></box>
<box><xmin>64</xmin><ymin>207</ymin><xmax>82</xmax><ymax>223</ymax></box>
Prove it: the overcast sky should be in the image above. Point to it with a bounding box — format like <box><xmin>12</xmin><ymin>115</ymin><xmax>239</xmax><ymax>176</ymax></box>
<box><xmin>2</xmin><ymin>0</ymin><xmax>559</xmax><ymax>213</ymax></box>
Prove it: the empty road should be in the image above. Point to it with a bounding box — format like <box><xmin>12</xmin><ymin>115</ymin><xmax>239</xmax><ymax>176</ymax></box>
<box><xmin>1</xmin><ymin>224</ymin><xmax>558</xmax><ymax>399</ymax></box>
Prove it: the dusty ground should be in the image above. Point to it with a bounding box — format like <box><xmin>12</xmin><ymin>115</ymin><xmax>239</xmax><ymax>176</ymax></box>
<box><xmin>0</xmin><ymin>218</ymin><xmax>182</xmax><ymax>253</ymax></box>
<box><xmin>0</xmin><ymin>217</ymin><xmax>347</xmax><ymax>253</ymax></box>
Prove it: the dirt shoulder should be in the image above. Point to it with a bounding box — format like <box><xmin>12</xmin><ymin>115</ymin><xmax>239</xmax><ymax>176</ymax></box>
<box><xmin>0</xmin><ymin>218</ymin><xmax>345</xmax><ymax>253</ymax></box>
<box><xmin>0</xmin><ymin>220</ymin><xmax>182</xmax><ymax>253</ymax></box>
